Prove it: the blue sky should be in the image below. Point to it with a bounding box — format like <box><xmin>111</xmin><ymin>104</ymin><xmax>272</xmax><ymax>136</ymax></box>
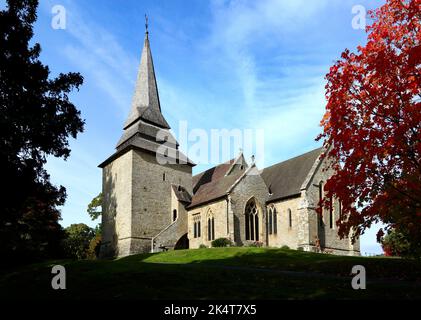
<box><xmin>20</xmin><ymin>0</ymin><xmax>385</xmax><ymax>254</ymax></box>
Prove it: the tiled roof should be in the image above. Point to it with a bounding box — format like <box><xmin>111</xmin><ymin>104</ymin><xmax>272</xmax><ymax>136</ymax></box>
<box><xmin>189</xmin><ymin>159</ymin><xmax>245</xmax><ymax>209</ymax></box>
<box><xmin>172</xmin><ymin>184</ymin><xmax>192</xmax><ymax>203</ymax></box>
<box><xmin>261</xmin><ymin>147</ymin><xmax>322</xmax><ymax>202</ymax></box>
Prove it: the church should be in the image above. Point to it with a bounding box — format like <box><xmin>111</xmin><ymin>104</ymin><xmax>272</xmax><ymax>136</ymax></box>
<box><xmin>98</xmin><ymin>27</ymin><xmax>360</xmax><ymax>258</ymax></box>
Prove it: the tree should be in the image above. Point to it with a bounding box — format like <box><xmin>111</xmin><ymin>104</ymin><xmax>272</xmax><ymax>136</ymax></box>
<box><xmin>381</xmin><ymin>228</ymin><xmax>411</xmax><ymax>257</ymax></box>
<box><xmin>0</xmin><ymin>0</ymin><xmax>84</xmax><ymax>262</ymax></box>
<box><xmin>87</xmin><ymin>193</ymin><xmax>102</xmax><ymax>221</ymax></box>
<box><xmin>62</xmin><ymin>224</ymin><xmax>95</xmax><ymax>260</ymax></box>
<box><xmin>86</xmin><ymin>193</ymin><xmax>102</xmax><ymax>258</ymax></box>
<box><xmin>86</xmin><ymin>233</ymin><xmax>102</xmax><ymax>260</ymax></box>
<box><xmin>318</xmin><ymin>0</ymin><xmax>420</xmax><ymax>256</ymax></box>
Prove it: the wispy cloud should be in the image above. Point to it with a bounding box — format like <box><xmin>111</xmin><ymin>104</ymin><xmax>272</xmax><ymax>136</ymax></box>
<box><xmin>191</xmin><ymin>0</ymin><xmax>332</xmax><ymax>168</ymax></box>
<box><xmin>41</xmin><ymin>0</ymin><xmax>137</xmax><ymax>116</ymax></box>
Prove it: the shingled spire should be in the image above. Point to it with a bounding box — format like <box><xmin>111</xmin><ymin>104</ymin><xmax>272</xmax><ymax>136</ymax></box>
<box><xmin>123</xmin><ymin>20</ymin><xmax>170</xmax><ymax>129</ymax></box>
<box><xmin>98</xmin><ymin>20</ymin><xmax>195</xmax><ymax>168</ymax></box>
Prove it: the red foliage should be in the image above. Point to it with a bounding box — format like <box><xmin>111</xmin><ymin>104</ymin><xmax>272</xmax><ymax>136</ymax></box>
<box><xmin>317</xmin><ymin>0</ymin><xmax>421</xmax><ymax>243</ymax></box>
<box><xmin>382</xmin><ymin>245</ymin><xmax>393</xmax><ymax>257</ymax></box>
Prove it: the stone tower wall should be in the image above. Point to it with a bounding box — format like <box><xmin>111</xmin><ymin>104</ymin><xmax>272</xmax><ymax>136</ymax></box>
<box><xmin>129</xmin><ymin>150</ymin><xmax>192</xmax><ymax>254</ymax></box>
<box><xmin>100</xmin><ymin>149</ymin><xmax>192</xmax><ymax>257</ymax></box>
<box><xmin>100</xmin><ymin>150</ymin><xmax>133</xmax><ymax>258</ymax></box>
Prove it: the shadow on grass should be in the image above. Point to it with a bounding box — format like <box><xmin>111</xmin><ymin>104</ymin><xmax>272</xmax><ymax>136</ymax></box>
<box><xmin>131</xmin><ymin>247</ymin><xmax>421</xmax><ymax>281</ymax></box>
<box><xmin>1</xmin><ymin>248</ymin><xmax>420</xmax><ymax>300</ymax></box>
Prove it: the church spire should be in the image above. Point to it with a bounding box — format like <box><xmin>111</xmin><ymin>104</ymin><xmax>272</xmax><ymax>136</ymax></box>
<box><xmin>145</xmin><ymin>14</ymin><xmax>149</xmax><ymax>36</ymax></box>
<box><xmin>124</xmin><ymin>16</ymin><xmax>170</xmax><ymax>129</ymax></box>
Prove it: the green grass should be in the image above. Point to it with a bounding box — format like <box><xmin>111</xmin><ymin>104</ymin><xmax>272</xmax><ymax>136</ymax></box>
<box><xmin>1</xmin><ymin>247</ymin><xmax>420</xmax><ymax>300</ymax></box>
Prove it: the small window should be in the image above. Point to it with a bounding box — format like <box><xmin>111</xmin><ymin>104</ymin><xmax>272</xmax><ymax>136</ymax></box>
<box><xmin>329</xmin><ymin>196</ymin><xmax>333</xmax><ymax>229</ymax></box>
<box><xmin>318</xmin><ymin>181</ymin><xmax>323</xmax><ymax>203</ymax></box>
<box><xmin>318</xmin><ymin>181</ymin><xmax>324</xmax><ymax>226</ymax></box>
<box><xmin>267</xmin><ymin>206</ymin><xmax>277</xmax><ymax>235</ymax></box>
<box><xmin>207</xmin><ymin>210</ymin><xmax>215</xmax><ymax>241</ymax></box>
<box><xmin>288</xmin><ymin>209</ymin><xmax>292</xmax><ymax>228</ymax></box>
<box><xmin>208</xmin><ymin>217</ymin><xmax>215</xmax><ymax>241</ymax></box>
<box><xmin>163</xmin><ymin>173</ymin><xmax>166</xmax><ymax>181</ymax></box>
<box><xmin>338</xmin><ymin>201</ymin><xmax>342</xmax><ymax>218</ymax></box>
<box><xmin>193</xmin><ymin>214</ymin><xmax>201</xmax><ymax>238</ymax></box>
<box><xmin>273</xmin><ymin>207</ymin><xmax>277</xmax><ymax>234</ymax></box>
<box><xmin>173</xmin><ymin>209</ymin><xmax>177</xmax><ymax>222</ymax></box>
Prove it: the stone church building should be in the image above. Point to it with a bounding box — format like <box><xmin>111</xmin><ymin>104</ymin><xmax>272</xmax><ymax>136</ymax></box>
<box><xmin>99</xmin><ymin>29</ymin><xmax>360</xmax><ymax>258</ymax></box>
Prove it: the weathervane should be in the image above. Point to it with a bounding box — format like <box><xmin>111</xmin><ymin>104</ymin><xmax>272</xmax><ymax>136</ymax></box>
<box><xmin>145</xmin><ymin>14</ymin><xmax>148</xmax><ymax>34</ymax></box>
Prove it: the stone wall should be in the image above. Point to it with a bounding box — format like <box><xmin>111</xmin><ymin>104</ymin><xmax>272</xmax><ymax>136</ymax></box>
<box><xmin>188</xmin><ymin>199</ymin><xmax>228</xmax><ymax>249</ymax></box>
<box><xmin>229</xmin><ymin>166</ymin><xmax>269</xmax><ymax>246</ymax></box>
<box><xmin>267</xmin><ymin>196</ymin><xmax>302</xmax><ymax>249</ymax></box>
<box><xmin>101</xmin><ymin>149</ymin><xmax>193</xmax><ymax>258</ymax></box>
<box><xmin>151</xmin><ymin>188</ymin><xmax>189</xmax><ymax>252</ymax></box>
<box><xmin>130</xmin><ymin>150</ymin><xmax>192</xmax><ymax>254</ymax></box>
<box><xmin>301</xmin><ymin>154</ymin><xmax>360</xmax><ymax>256</ymax></box>
<box><xmin>100</xmin><ymin>150</ymin><xmax>133</xmax><ymax>258</ymax></box>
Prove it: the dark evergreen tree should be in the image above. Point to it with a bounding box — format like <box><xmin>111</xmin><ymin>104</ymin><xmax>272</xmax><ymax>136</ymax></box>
<box><xmin>0</xmin><ymin>0</ymin><xmax>84</xmax><ymax>263</ymax></box>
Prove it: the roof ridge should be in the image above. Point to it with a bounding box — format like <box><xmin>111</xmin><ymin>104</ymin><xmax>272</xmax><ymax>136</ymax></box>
<box><xmin>263</xmin><ymin>147</ymin><xmax>322</xmax><ymax>171</ymax></box>
<box><xmin>192</xmin><ymin>157</ymin><xmax>236</xmax><ymax>180</ymax></box>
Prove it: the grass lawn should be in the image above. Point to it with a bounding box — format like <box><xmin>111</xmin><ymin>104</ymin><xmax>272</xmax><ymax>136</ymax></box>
<box><xmin>1</xmin><ymin>247</ymin><xmax>420</xmax><ymax>300</ymax></box>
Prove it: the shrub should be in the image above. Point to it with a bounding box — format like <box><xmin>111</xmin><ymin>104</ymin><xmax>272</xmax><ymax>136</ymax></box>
<box><xmin>297</xmin><ymin>247</ymin><xmax>304</xmax><ymax>251</ymax></box>
<box><xmin>62</xmin><ymin>223</ymin><xmax>95</xmax><ymax>260</ymax></box>
<box><xmin>211</xmin><ymin>238</ymin><xmax>232</xmax><ymax>247</ymax></box>
<box><xmin>199</xmin><ymin>244</ymin><xmax>207</xmax><ymax>249</ymax></box>
<box><xmin>381</xmin><ymin>229</ymin><xmax>412</xmax><ymax>257</ymax></box>
<box><xmin>86</xmin><ymin>234</ymin><xmax>102</xmax><ymax>260</ymax></box>
<box><xmin>281</xmin><ymin>245</ymin><xmax>290</xmax><ymax>250</ymax></box>
<box><xmin>246</xmin><ymin>241</ymin><xmax>263</xmax><ymax>247</ymax></box>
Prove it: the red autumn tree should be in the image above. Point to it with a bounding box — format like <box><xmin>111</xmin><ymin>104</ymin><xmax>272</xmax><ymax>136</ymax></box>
<box><xmin>318</xmin><ymin>0</ymin><xmax>421</xmax><ymax>255</ymax></box>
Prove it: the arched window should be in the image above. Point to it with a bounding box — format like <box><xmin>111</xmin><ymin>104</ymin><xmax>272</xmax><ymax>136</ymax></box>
<box><xmin>173</xmin><ymin>209</ymin><xmax>177</xmax><ymax>222</ymax></box>
<box><xmin>329</xmin><ymin>196</ymin><xmax>333</xmax><ymax>229</ymax></box>
<box><xmin>273</xmin><ymin>207</ymin><xmax>277</xmax><ymax>234</ymax></box>
<box><xmin>318</xmin><ymin>181</ymin><xmax>324</xmax><ymax>226</ymax></box>
<box><xmin>318</xmin><ymin>181</ymin><xmax>323</xmax><ymax>203</ymax></box>
<box><xmin>338</xmin><ymin>200</ymin><xmax>342</xmax><ymax>218</ymax></box>
<box><xmin>207</xmin><ymin>211</ymin><xmax>215</xmax><ymax>241</ymax></box>
<box><xmin>288</xmin><ymin>209</ymin><xmax>292</xmax><ymax>228</ymax></box>
<box><xmin>245</xmin><ymin>199</ymin><xmax>259</xmax><ymax>241</ymax></box>
<box><xmin>268</xmin><ymin>206</ymin><xmax>277</xmax><ymax>235</ymax></box>
<box><xmin>193</xmin><ymin>214</ymin><xmax>201</xmax><ymax>238</ymax></box>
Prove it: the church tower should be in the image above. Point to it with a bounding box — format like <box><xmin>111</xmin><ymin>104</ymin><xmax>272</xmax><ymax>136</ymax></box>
<box><xmin>99</xmin><ymin>24</ymin><xmax>194</xmax><ymax>257</ymax></box>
